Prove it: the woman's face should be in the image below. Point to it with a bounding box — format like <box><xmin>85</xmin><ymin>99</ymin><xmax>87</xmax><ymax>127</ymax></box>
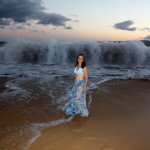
<box><xmin>78</xmin><ymin>55</ymin><xmax>84</xmax><ymax>63</ymax></box>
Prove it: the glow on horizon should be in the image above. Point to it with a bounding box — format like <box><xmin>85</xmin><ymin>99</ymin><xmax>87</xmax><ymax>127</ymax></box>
<box><xmin>0</xmin><ymin>0</ymin><xmax>150</xmax><ymax>41</ymax></box>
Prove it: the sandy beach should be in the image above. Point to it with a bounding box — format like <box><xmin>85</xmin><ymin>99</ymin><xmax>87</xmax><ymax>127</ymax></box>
<box><xmin>27</xmin><ymin>78</ymin><xmax>150</xmax><ymax>150</ymax></box>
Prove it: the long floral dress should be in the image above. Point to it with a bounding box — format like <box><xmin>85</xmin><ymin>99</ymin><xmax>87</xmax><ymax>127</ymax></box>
<box><xmin>62</xmin><ymin>79</ymin><xmax>89</xmax><ymax>117</ymax></box>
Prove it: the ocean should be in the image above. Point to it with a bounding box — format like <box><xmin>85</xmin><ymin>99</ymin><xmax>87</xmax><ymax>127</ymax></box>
<box><xmin>0</xmin><ymin>38</ymin><xmax>150</xmax><ymax>150</ymax></box>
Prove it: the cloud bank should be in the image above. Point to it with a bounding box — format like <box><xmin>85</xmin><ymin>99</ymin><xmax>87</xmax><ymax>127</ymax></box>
<box><xmin>0</xmin><ymin>0</ymin><xmax>72</xmax><ymax>29</ymax></box>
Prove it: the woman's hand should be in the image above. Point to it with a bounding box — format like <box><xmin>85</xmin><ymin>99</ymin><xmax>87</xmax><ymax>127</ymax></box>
<box><xmin>83</xmin><ymin>85</ymin><xmax>87</xmax><ymax>91</ymax></box>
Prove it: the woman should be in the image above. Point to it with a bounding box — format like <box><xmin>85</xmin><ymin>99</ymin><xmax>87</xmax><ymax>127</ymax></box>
<box><xmin>62</xmin><ymin>53</ymin><xmax>89</xmax><ymax>117</ymax></box>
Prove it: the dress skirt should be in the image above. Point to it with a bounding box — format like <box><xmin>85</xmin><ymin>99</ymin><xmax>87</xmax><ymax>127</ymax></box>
<box><xmin>62</xmin><ymin>79</ymin><xmax>89</xmax><ymax>117</ymax></box>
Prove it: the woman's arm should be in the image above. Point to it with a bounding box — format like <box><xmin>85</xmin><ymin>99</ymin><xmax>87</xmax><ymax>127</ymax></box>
<box><xmin>83</xmin><ymin>66</ymin><xmax>88</xmax><ymax>90</ymax></box>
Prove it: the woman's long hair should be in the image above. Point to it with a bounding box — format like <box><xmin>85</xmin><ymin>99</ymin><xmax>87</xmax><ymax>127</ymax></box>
<box><xmin>75</xmin><ymin>53</ymin><xmax>86</xmax><ymax>68</ymax></box>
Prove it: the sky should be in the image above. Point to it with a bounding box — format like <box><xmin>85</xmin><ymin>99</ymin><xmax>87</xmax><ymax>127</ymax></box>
<box><xmin>0</xmin><ymin>0</ymin><xmax>150</xmax><ymax>41</ymax></box>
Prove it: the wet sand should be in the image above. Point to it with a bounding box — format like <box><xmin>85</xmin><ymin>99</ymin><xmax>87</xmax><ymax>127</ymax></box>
<box><xmin>0</xmin><ymin>77</ymin><xmax>150</xmax><ymax>150</ymax></box>
<box><xmin>0</xmin><ymin>77</ymin><xmax>63</xmax><ymax>150</ymax></box>
<box><xmin>28</xmin><ymin>78</ymin><xmax>150</xmax><ymax>150</ymax></box>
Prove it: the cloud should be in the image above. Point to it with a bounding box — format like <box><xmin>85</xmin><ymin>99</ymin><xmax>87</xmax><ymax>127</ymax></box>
<box><xmin>9</xmin><ymin>26</ymin><xmax>25</xmax><ymax>30</ymax></box>
<box><xmin>143</xmin><ymin>35</ymin><xmax>150</xmax><ymax>40</ymax></box>
<box><xmin>0</xmin><ymin>18</ymin><xmax>12</xmax><ymax>26</ymax></box>
<box><xmin>73</xmin><ymin>20</ymin><xmax>79</xmax><ymax>22</ymax></box>
<box><xmin>141</xmin><ymin>27</ymin><xmax>150</xmax><ymax>32</ymax></box>
<box><xmin>37</xmin><ymin>13</ymin><xmax>71</xmax><ymax>26</ymax></box>
<box><xmin>30</xmin><ymin>29</ymin><xmax>44</xmax><ymax>33</ymax></box>
<box><xmin>8</xmin><ymin>25</ymin><xmax>44</xmax><ymax>33</ymax></box>
<box><xmin>0</xmin><ymin>0</ymin><xmax>72</xmax><ymax>28</ymax></box>
<box><xmin>113</xmin><ymin>20</ymin><xmax>137</xmax><ymax>31</ymax></box>
<box><xmin>64</xmin><ymin>26</ymin><xmax>73</xmax><ymax>30</ymax></box>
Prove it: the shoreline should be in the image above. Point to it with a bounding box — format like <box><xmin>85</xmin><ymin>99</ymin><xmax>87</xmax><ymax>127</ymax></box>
<box><xmin>0</xmin><ymin>77</ymin><xmax>150</xmax><ymax>150</ymax></box>
<box><xmin>28</xmin><ymin>78</ymin><xmax>150</xmax><ymax>150</ymax></box>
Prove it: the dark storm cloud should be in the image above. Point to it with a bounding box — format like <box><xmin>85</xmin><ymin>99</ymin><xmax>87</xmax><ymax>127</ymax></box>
<box><xmin>113</xmin><ymin>20</ymin><xmax>137</xmax><ymax>31</ymax></box>
<box><xmin>0</xmin><ymin>0</ymin><xmax>72</xmax><ymax>28</ymax></box>
<box><xmin>37</xmin><ymin>13</ymin><xmax>70</xmax><ymax>26</ymax></box>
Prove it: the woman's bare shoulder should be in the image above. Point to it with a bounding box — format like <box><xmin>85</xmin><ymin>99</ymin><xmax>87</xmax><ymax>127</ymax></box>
<box><xmin>83</xmin><ymin>66</ymin><xmax>88</xmax><ymax>70</ymax></box>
